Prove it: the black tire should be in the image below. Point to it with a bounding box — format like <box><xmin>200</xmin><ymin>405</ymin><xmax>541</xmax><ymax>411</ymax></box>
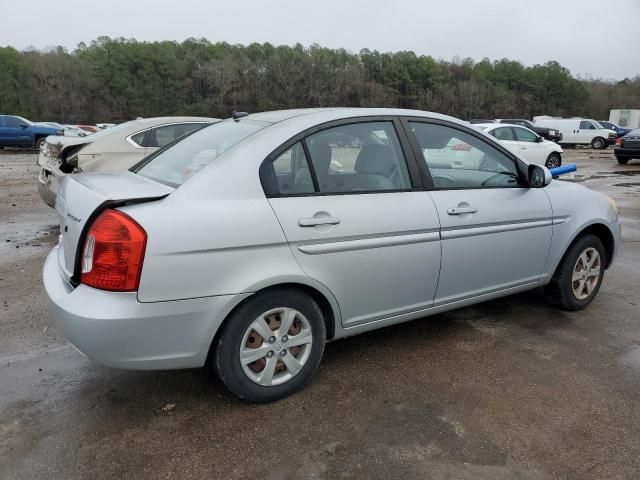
<box><xmin>591</xmin><ymin>137</ymin><xmax>606</xmax><ymax>150</ymax></box>
<box><xmin>34</xmin><ymin>137</ymin><xmax>46</xmax><ymax>151</ymax></box>
<box><xmin>545</xmin><ymin>153</ymin><xmax>562</xmax><ymax>169</ymax></box>
<box><xmin>616</xmin><ymin>156</ymin><xmax>630</xmax><ymax>165</ymax></box>
<box><xmin>545</xmin><ymin>234</ymin><xmax>606</xmax><ymax>311</ymax></box>
<box><xmin>212</xmin><ymin>288</ymin><xmax>326</xmax><ymax>402</ymax></box>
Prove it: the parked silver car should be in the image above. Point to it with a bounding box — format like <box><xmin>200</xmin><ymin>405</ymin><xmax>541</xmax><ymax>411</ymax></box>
<box><xmin>37</xmin><ymin>116</ymin><xmax>218</xmax><ymax>207</ymax></box>
<box><xmin>43</xmin><ymin>108</ymin><xmax>621</xmax><ymax>402</ymax></box>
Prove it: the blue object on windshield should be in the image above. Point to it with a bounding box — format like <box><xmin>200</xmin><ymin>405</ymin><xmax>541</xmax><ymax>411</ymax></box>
<box><xmin>550</xmin><ymin>163</ymin><xmax>577</xmax><ymax>178</ymax></box>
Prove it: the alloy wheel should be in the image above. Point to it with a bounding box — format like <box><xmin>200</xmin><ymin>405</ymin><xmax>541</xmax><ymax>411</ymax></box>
<box><xmin>239</xmin><ymin>307</ymin><xmax>313</xmax><ymax>386</ymax></box>
<box><xmin>571</xmin><ymin>247</ymin><xmax>601</xmax><ymax>300</ymax></box>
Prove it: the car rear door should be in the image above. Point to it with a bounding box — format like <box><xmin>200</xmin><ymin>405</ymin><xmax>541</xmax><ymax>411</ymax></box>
<box><xmin>489</xmin><ymin>126</ymin><xmax>520</xmax><ymax>156</ymax></box>
<box><xmin>264</xmin><ymin>118</ymin><xmax>442</xmax><ymax>328</ymax></box>
<box><xmin>404</xmin><ymin>118</ymin><xmax>552</xmax><ymax>305</ymax></box>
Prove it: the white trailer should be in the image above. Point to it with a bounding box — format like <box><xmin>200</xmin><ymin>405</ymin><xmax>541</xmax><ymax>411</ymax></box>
<box><xmin>609</xmin><ymin>110</ymin><xmax>640</xmax><ymax>129</ymax></box>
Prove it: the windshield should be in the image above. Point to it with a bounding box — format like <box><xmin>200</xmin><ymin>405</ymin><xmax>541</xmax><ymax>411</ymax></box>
<box><xmin>592</xmin><ymin>121</ymin><xmax>606</xmax><ymax>129</ymax></box>
<box><xmin>135</xmin><ymin>119</ymin><xmax>269</xmax><ymax>187</ymax></box>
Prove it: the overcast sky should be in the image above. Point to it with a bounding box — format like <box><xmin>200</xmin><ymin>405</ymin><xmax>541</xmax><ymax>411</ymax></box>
<box><xmin>1</xmin><ymin>0</ymin><xmax>639</xmax><ymax>80</ymax></box>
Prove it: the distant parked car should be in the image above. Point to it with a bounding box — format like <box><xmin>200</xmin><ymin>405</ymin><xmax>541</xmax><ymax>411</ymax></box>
<box><xmin>475</xmin><ymin>123</ymin><xmax>563</xmax><ymax>168</ymax></box>
<box><xmin>613</xmin><ymin>129</ymin><xmax>640</xmax><ymax>164</ymax></box>
<box><xmin>469</xmin><ymin>119</ymin><xmax>496</xmax><ymax>124</ymax></box>
<box><xmin>0</xmin><ymin>115</ymin><xmax>63</xmax><ymax>150</ymax></box>
<box><xmin>63</xmin><ymin>125</ymin><xmax>90</xmax><ymax>137</ymax></box>
<box><xmin>496</xmin><ymin>119</ymin><xmax>562</xmax><ymax>143</ymax></box>
<box><xmin>533</xmin><ymin>118</ymin><xmax>616</xmax><ymax>150</ymax></box>
<box><xmin>36</xmin><ymin>122</ymin><xmax>87</xmax><ymax>137</ymax></box>
<box><xmin>598</xmin><ymin>121</ymin><xmax>632</xmax><ymax>138</ymax></box>
<box><xmin>76</xmin><ymin>125</ymin><xmax>99</xmax><ymax>133</ymax></box>
<box><xmin>38</xmin><ymin>116</ymin><xmax>218</xmax><ymax>207</ymax></box>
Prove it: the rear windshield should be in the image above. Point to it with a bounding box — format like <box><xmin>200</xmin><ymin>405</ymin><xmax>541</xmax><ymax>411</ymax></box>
<box><xmin>134</xmin><ymin>119</ymin><xmax>269</xmax><ymax>187</ymax></box>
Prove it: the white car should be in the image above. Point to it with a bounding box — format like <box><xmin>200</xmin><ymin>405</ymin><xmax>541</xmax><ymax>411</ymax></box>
<box><xmin>475</xmin><ymin>123</ymin><xmax>563</xmax><ymax>168</ymax></box>
<box><xmin>38</xmin><ymin>116</ymin><xmax>218</xmax><ymax>207</ymax></box>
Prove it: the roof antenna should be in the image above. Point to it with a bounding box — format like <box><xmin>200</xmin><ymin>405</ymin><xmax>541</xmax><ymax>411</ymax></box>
<box><xmin>232</xmin><ymin>111</ymin><xmax>249</xmax><ymax>122</ymax></box>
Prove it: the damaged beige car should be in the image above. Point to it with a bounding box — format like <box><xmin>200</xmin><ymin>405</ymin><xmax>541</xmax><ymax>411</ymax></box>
<box><xmin>37</xmin><ymin>116</ymin><xmax>218</xmax><ymax>207</ymax></box>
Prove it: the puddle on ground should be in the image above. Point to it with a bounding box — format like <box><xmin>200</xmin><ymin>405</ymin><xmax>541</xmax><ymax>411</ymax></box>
<box><xmin>622</xmin><ymin>346</ymin><xmax>640</xmax><ymax>369</ymax></box>
<box><xmin>598</xmin><ymin>170</ymin><xmax>640</xmax><ymax>177</ymax></box>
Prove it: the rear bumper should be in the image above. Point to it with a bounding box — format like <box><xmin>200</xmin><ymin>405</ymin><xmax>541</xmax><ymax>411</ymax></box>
<box><xmin>43</xmin><ymin>247</ymin><xmax>248</xmax><ymax>370</ymax></box>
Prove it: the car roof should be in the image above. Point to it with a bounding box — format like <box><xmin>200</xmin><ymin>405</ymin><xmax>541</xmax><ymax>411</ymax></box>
<box><xmin>242</xmin><ymin>107</ymin><xmax>468</xmax><ymax>127</ymax></box>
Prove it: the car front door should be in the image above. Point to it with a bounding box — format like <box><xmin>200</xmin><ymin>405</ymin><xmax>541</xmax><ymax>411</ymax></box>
<box><xmin>264</xmin><ymin>119</ymin><xmax>442</xmax><ymax>328</ymax></box>
<box><xmin>1</xmin><ymin>116</ymin><xmax>30</xmax><ymax>146</ymax></box>
<box><xmin>405</xmin><ymin>119</ymin><xmax>552</xmax><ymax>306</ymax></box>
<box><xmin>576</xmin><ymin>120</ymin><xmax>596</xmax><ymax>144</ymax></box>
<box><xmin>513</xmin><ymin>126</ymin><xmax>547</xmax><ymax>165</ymax></box>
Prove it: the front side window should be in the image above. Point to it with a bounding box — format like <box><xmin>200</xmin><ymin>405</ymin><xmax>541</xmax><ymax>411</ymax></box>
<box><xmin>135</xmin><ymin>119</ymin><xmax>269</xmax><ymax>186</ymax></box>
<box><xmin>513</xmin><ymin>127</ymin><xmax>537</xmax><ymax>142</ymax></box>
<box><xmin>4</xmin><ymin>116</ymin><xmax>23</xmax><ymax>128</ymax></box>
<box><xmin>305</xmin><ymin>121</ymin><xmax>411</xmax><ymax>193</ymax></box>
<box><xmin>580</xmin><ymin>120</ymin><xmax>596</xmax><ymax>130</ymax></box>
<box><xmin>410</xmin><ymin>122</ymin><xmax>520</xmax><ymax>189</ymax></box>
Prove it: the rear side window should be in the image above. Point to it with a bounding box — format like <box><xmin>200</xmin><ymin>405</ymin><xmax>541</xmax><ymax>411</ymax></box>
<box><xmin>261</xmin><ymin>121</ymin><xmax>412</xmax><ymax>196</ymax></box>
<box><xmin>492</xmin><ymin>127</ymin><xmax>515</xmax><ymax>141</ymax></box>
<box><xmin>129</xmin><ymin>131</ymin><xmax>146</xmax><ymax>146</ymax></box>
<box><xmin>135</xmin><ymin>119</ymin><xmax>268</xmax><ymax>187</ymax></box>
<box><xmin>147</xmin><ymin>123</ymin><xmax>205</xmax><ymax>148</ymax></box>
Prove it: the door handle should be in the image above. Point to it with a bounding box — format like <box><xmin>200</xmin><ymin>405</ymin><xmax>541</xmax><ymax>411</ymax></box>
<box><xmin>447</xmin><ymin>206</ymin><xmax>478</xmax><ymax>215</ymax></box>
<box><xmin>298</xmin><ymin>216</ymin><xmax>341</xmax><ymax>227</ymax></box>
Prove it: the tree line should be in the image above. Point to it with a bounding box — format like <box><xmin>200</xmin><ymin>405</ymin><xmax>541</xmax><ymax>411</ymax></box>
<box><xmin>0</xmin><ymin>37</ymin><xmax>638</xmax><ymax>124</ymax></box>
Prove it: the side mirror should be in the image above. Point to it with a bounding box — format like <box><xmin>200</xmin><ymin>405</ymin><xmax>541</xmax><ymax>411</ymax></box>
<box><xmin>536</xmin><ymin>136</ymin><xmax>544</xmax><ymax>143</ymax></box>
<box><xmin>20</xmin><ymin>123</ymin><xmax>28</xmax><ymax>129</ymax></box>
<box><xmin>527</xmin><ymin>164</ymin><xmax>551</xmax><ymax>188</ymax></box>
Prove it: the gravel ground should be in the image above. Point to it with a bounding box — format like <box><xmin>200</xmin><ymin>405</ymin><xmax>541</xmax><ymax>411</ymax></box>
<box><xmin>1</xmin><ymin>148</ymin><xmax>639</xmax><ymax>480</ymax></box>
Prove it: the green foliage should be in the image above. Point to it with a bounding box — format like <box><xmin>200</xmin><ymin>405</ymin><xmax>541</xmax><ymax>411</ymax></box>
<box><xmin>0</xmin><ymin>38</ymin><xmax>637</xmax><ymax>122</ymax></box>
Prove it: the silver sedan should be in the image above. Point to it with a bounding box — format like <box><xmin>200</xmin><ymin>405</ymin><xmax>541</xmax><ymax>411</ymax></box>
<box><xmin>43</xmin><ymin>108</ymin><xmax>621</xmax><ymax>402</ymax></box>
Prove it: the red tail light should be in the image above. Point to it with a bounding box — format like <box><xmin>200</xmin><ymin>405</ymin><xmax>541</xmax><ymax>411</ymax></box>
<box><xmin>615</xmin><ymin>137</ymin><xmax>622</xmax><ymax>146</ymax></box>
<box><xmin>81</xmin><ymin>209</ymin><xmax>147</xmax><ymax>291</ymax></box>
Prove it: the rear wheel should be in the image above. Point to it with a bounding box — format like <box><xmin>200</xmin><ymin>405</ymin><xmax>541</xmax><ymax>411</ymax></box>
<box><xmin>545</xmin><ymin>234</ymin><xmax>606</xmax><ymax>310</ymax></box>
<box><xmin>591</xmin><ymin>137</ymin><xmax>606</xmax><ymax>150</ymax></box>
<box><xmin>545</xmin><ymin>153</ymin><xmax>562</xmax><ymax>169</ymax></box>
<box><xmin>616</xmin><ymin>156</ymin><xmax>630</xmax><ymax>165</ymax></box>
<box><xmin>212</xmin><ymin>288</ymin><xmax>326</xmax><ymax>402</ymax></box>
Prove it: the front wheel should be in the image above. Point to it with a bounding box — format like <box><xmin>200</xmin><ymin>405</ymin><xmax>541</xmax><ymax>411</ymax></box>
<box><xmin>545</xmin><ymin>153</ymin><xmax>562</xmax><ymax>169</ymax></box>
<box><xmin>212</xmin><ymin>288</ymin><xmax>326</xmax><ymax>402</ymax></box>
<box><xmin>616</xmin><ymin>156</ymin><xmax>629</xmax><ymax>165</ymax></box>
<box><xmin>545</xmin><ymin>234</ymin><xmax>606</xmax><ymax>310</ymax></box>
<box><xmin>591</xmin><ymin>137</ymin><xmax>606</xmax><ymax>150</ymax></box>
<box><xmin>34</xmin><ymin>137</ymin><xmax>46</xmax><ymax>151</ymax></box>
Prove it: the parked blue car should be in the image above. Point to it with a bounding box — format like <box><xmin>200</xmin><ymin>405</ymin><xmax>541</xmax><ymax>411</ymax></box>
<box><xmin>598</xmin><ymin>120</ymin><xmax>633</xmax><ymax>138</ymax></box>
<box><xmin>0</xmin><ymin>115</ymin><xmax>63</xmax><ymax>150</ymax></box>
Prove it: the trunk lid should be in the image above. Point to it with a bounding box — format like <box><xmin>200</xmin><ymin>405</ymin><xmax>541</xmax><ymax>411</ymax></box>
<box><xmin>55</xmin><ymin>171</ymin><xmax>174</xmax><ymax>283</ymax></box>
